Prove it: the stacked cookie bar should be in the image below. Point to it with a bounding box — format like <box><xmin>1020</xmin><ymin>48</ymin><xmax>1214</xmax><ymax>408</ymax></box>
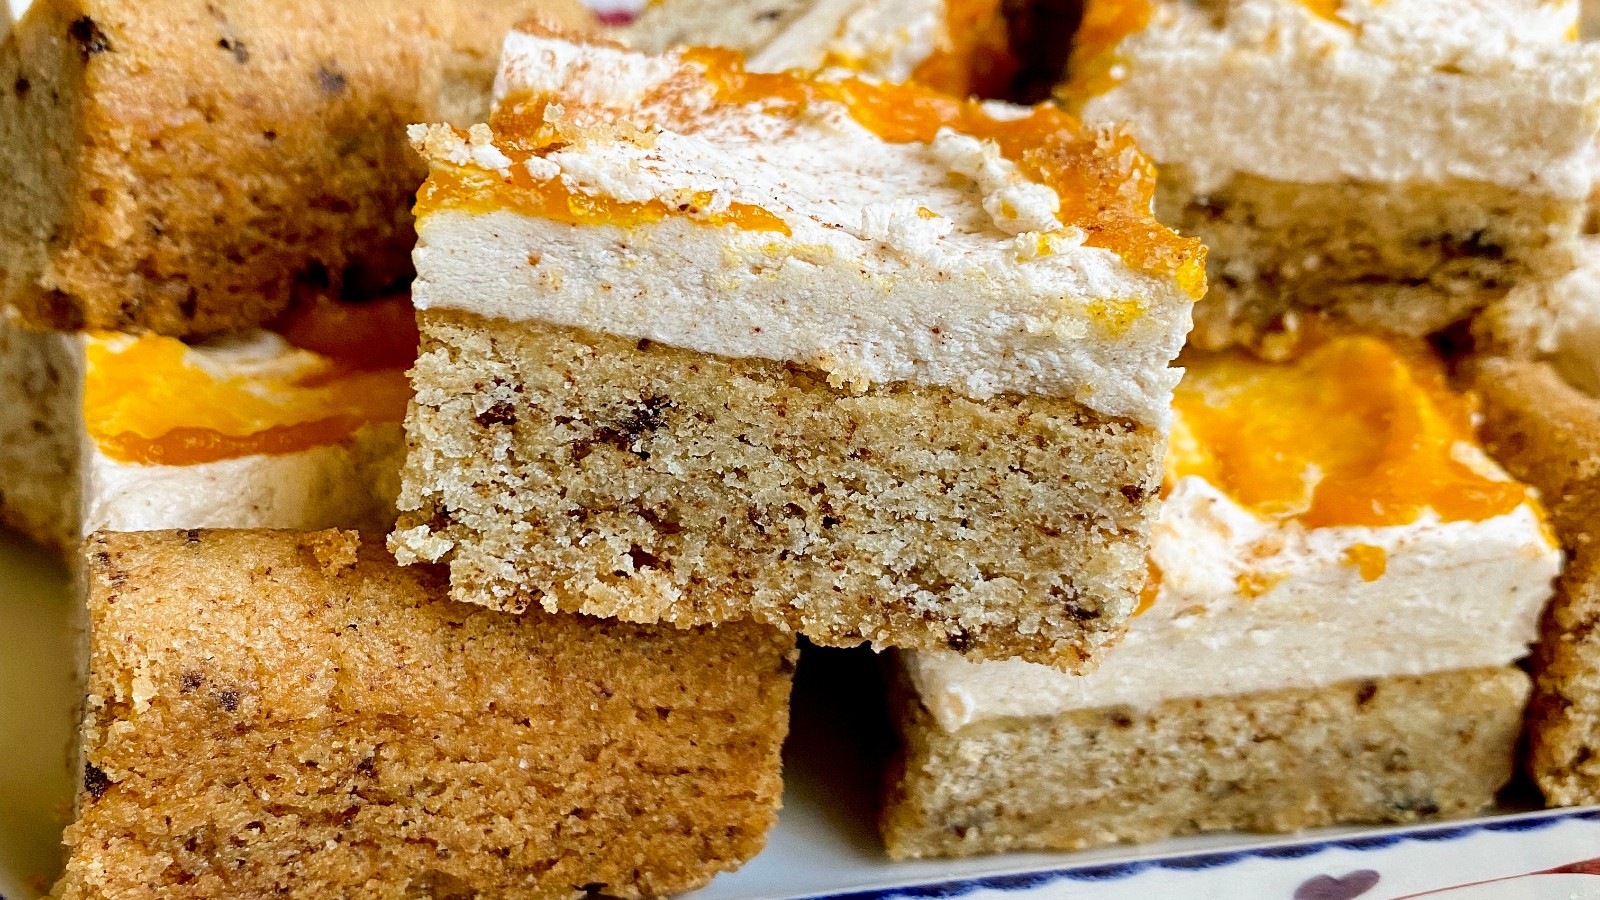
<box><xmin>0</xmin><ymin>2</ymin><xmax>802</xmax><ymax>897</ymax></box>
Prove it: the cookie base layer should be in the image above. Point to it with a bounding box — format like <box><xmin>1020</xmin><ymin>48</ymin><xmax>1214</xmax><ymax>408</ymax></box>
<box><xmin>392</xmin><ymin>309</ymin><xmax>1162</xmax><ymax>669</ymax></box>
<box><xmin>0</xmin><ymin>0</ymin><xmax>590</xmax><ymax>336</ymax></box>
<box><xmin>1473</xmin><ymin>358</ymin><xmax>1600</xmax><ymax>807</ymax></box>
<box><xmin>57</xmin><ymin>529</ymin><xmax>795</xmax><ymax>900</ymax></box>
<box><xmin>1161</xmin><ymin>169</ymin><xmax>1583</xmax><ymax>350</ymax></box>
<box><xmin>881</xmin><ymin>666</ymin><xmax>1529</xmax><ymax>859</ymax></box>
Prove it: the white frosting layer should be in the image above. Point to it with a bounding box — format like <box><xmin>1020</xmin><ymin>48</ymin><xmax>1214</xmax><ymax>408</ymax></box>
<box><xmin>1080</xmin><ymin>0</ymin><xmax>1600</xmax><ymax>197</ymax></box>
<box><xmin>905</xmin><ymin>475</ymin><xmax>1561</xmax><ymax>731</ymax></box>
<box><xmin>413</xmin><ymin>33</ymin><xmax>1193</xmax><ymax>426</ymax></box>
<box><xmin>81</xmin><ymin>424</ymin><xmax>402</xmax><ymax>536</ymax></box>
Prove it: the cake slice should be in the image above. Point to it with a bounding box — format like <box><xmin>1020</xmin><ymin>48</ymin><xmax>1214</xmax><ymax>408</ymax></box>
<box><xmin>0</xmin><ymin>295</ymin><xmax>413</xmax><ymax>554</ymax></box>
<box><xmin>883</xmin><ymin>331</ymin><xmax>1560</xmax><ymax>857</ymax></box>
<box><xmin>1061</xmin><ymin>0</ymin><xmax>1600</xmax><ymax>350</ymax></box>
<box><xmin>1473</xmin><ymin>357</ymin><xmax>1600</xmax><ymax>807</ymax></box>
<box><xmin>392</xmin><ymin>28</ymin><xmax>1205</xmax><ymax>668</ymax></box>
<box><xmin>57</xmin><ymin>529</ymin><xmax>796</xmax><ymax>899</ymax></box>
<box><xmin>624</xmin><ymin>0</ymin><xmax>1022</xmax><ymax>98</ymax></box>
<box><xmin>0</xmin><ymin>0</ymin><xmax>592</xmax><ymax>337</ymax></box>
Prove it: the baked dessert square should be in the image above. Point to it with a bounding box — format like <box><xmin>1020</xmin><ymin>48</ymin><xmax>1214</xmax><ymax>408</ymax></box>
<box><xmin>624</xmin><ymin>0</ymin><xmax>1022</xmax><ymax>98</ymax></box>
<box><xmin>57</xmin><ymin>529</ymin><xmax>796</xmax><ymax>899</ymax></box>
<box><xmin>0</xmin><ymin>0</ymin><xmax>591</xmax><ymax>337</ymax></box>
<box><xmin>1474</xmin><ymin>357</ymin><xmax>1600</xmax><ymax>807</ymax></box>
<box><xmin>883</xmin><ymin>331</ymin><xmax>1559</xmax><ymax>857</ymax></box>
<box><xmin>0</xmin><ymin>296</ymin><xmax>413</xmax><ymax>554</ymax></box>
<box><xmin>1062</xmin><ymin>0</ymin><xmax>1600</xmax><ymax>350</ymax></box>
<box><xmin>392</xmin><ymin>28</ymin><xmax>1205</xmax><ymax>668</ymax></box>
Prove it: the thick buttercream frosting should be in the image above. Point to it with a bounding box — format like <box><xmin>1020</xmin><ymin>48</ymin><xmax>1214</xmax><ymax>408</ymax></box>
<box><xmin>906</xmin><ymin>474</ymin><xmax>1559</xmax><ymax>731</ymax></box>
<box><xmin>410</xmin><ymin>31</ymin><xmax>1201</xmax><ymax>426</ymax></box>
<box><xmin>1074</xmin><ymin>0</ymin><xmax>1600</xmax><ymax>197</ymax></box>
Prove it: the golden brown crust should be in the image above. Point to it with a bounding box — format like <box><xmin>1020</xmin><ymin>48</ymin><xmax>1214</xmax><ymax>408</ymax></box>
<box><xmin>392</xmin><ymin>309</ymin><xmax>1162</xmax><ymax>670</ymax></box>
<box><xmin>882</xmin><ymin>666</ymin><xmax>1530</xmax><ymax>859</ymax></box>
<box><xmin>58</xmin><ymin>529</ymin><xmax>795</xmax><ymax>899</ymax></box>
<box><xmin>0</xmin><ymin>0</ymin><xmax>593</xmax><ymax>337</ymax></box>
<box><xmin>1471</xmin><ymin>358</ymin><xmax>1600</xmax><ymax>806</ymax></box>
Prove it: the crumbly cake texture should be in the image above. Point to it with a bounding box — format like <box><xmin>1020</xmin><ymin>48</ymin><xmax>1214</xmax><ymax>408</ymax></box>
<box><xmin>1474</xmin><ymin>235</ymin><xmax>1600</xmax><ymax>387</ymax></box>
<box><xmin>1066</xmin><ymin>0</ymin><xmax>1600</xmax><ymax>351</ymax></box>
<box><xmin>882</xmin><ymin>665</ymin><xmax>1530</xmax><ymax>858</ymax></box>
<box><xmin>1472</xmin><ymin>358</ymin><xmax>1600</xmax><ymax>807</ymax></box>
<box><xmin>0</xmin><ymin>0</ymin><xmax>591</xmax><ymax>337</ymax></box>
<box><xmin>395</xmin><ymin>310</ymin><xmax>1159</xmax><ymax>668</ymax></box>
<box><xmin>1174</xmin><ymin>173</ymin><xmax>1584</xmax><ymax>350</ymax></box>
<box><xmin>58</xmin><ymin>529</ymin><xmax>796</xmax><ymax>900</ymax></box>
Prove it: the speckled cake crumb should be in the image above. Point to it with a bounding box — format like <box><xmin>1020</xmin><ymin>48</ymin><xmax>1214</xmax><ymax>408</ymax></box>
<box><xmin>297</xmin><ymin>528</ymin><xmax>361</xmax><ymax>574</ymax></box>
<box><xmin>1473</xmin><ymin>358</ymin><xmax>1600</xmax><ymax>807</ymax></box>
<box><xmin>57</xmin><ymin>529</ymin><xmax>796</xmax><ymax>899</ymax></box>
<box><xmin>882</xmin><ymin>665</ymin><xmax>1529</xmax><ymax>858</ymax></box>
<box><xmin>0</xmin><ymin>0</ymin><xmax>593</xmax><ymax>336</ymax></box>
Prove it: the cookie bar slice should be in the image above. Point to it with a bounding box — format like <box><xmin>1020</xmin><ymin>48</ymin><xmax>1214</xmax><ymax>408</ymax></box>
<box><xmin>393</xmin><ymin>28</ymin><xmax>1204</xmax><ymax>668</ymax></box>
<box><xmin>0</xmin><ymin>0</ymin><xmax>591</xmax><ymax>337</ymax></box>
<box><xmin>57</xmin><ymin>529</ymin><xmax>795</xmax><ymax>899</ymax></box>
<box><xmin>1062</xmin><ymin>0</ymin><xmax>1600</xmax><ymax>350</ymax></box>
<box><xmin>1474</xmin><ymin>358</ymin><xmax>1600</xmax><ymax>807</ymax></box>
<box><xmin>0</xmin><ymin>296</ymin><xmax>414</xmax><ymax>554</ymax></box>
<box><xmin>884</xmin><ymin>333</ymin><xmax>1559</xmax><ymax>856</ymax></box>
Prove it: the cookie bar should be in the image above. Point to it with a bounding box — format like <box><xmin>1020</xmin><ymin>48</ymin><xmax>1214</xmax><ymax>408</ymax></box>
<box><xmin>0</xmin><ymin>0</ymin><xmax>591</xmax><ymax>337</ymax></box>
<box><xmin>57</xmin><ymin>529</ymin><xmax>795</xmax><ymax>899</ymax></box>
<box><xmin>1474</xmin><ymin>357</ymin><xmax>1600</xmax><ymax>806</ymax></box>
<box><xmin>883</xmin><ymin>333</ymin><xmax>1558</xmax><ymax>856</ymax></box>
<box><xmin>391</xmin><ymin>28</ymin><xmax>1205</xmax><ymax>668</ymax></box>
<box><xmin>1061</xmin><ymin>0</ymin><xmax>1600</xmax><ymax>350</ymax></box>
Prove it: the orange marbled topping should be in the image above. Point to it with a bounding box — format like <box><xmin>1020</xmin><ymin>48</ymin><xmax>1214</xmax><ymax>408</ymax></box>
<box><xmin>416</xmin><ymin>41</ymin><xmax>1204</xmax><ymax>296</ymax></box>
<box><xmin>1167</xmin><ymin>334</ymin><xmax>1531</xmax><ymax>529</ymax></box>
<box><xmin>84</xmin><ymin>296</ymin><xmax>414</xmax><ymax>466</ymax></box>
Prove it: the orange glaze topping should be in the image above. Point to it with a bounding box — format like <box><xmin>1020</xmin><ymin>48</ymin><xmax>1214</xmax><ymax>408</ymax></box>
<box><xmin>83</xmin><ymin>326</ymin><xmax>412</xmax><ymax>467</ymax></box>
<box><xmin>1167</xmin><ymin>334</ymin><xmax>1532</xmax><ymax>529</ymax></box>
<box><xmin>1135</xmin><ymin>560</ymin><xmax>1162</xmax><ymax>615</ymax></box>
<box><xmin>1344</xmin><ymin>543</ymin><xmax>1388</xmax><ymax>581</ymax></box>
<box><xmin>1300</xmin><ymin>0</ymin><xmax>1349</xmax><ymax>22</ymax></box>
<box><xmin>422</xmin><ymin>43</ymin><xmax>1203</xmax><ymax>296</ymax></box>
<box><xmin>1063</xmin><ymin>0</ymin><xmax>1151</xmax><ymax>99</ymax></box>
<box><xmin>416</xmin><ymin>118</ymin><xmax>792</xmax><ymax>237</ymax></box>
<box><xmin>678</xmin><ymin>46</ymin><xmax>1202</xmax><ymax>294</ymax></box>
<box><xmin>909</xmin><ymin>0</ymin><xmax>1022</xmax><ymax>99</ymax></box>
<box><xmin>270</xmin><ymin>292</ymin><xmax>420</xmax><ymax>371</ymax></box>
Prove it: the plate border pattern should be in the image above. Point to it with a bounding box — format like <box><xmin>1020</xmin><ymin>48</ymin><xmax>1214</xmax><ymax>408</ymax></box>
<box><xmin>815</xmin><ymin>808</ymin><xmax>1600</xmax><ymax>899</ymax></box>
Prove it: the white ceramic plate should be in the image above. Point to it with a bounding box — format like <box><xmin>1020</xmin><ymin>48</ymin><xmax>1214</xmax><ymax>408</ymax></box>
<box><xmin>5</xmin><ymin>2</ymin><xmax>1600</xmax><ymax>897</ymax></box>
<box><xmin>5</xmin><ymin>530</ymin><xmax>1600</xmax><ymax>900</ymax></box>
